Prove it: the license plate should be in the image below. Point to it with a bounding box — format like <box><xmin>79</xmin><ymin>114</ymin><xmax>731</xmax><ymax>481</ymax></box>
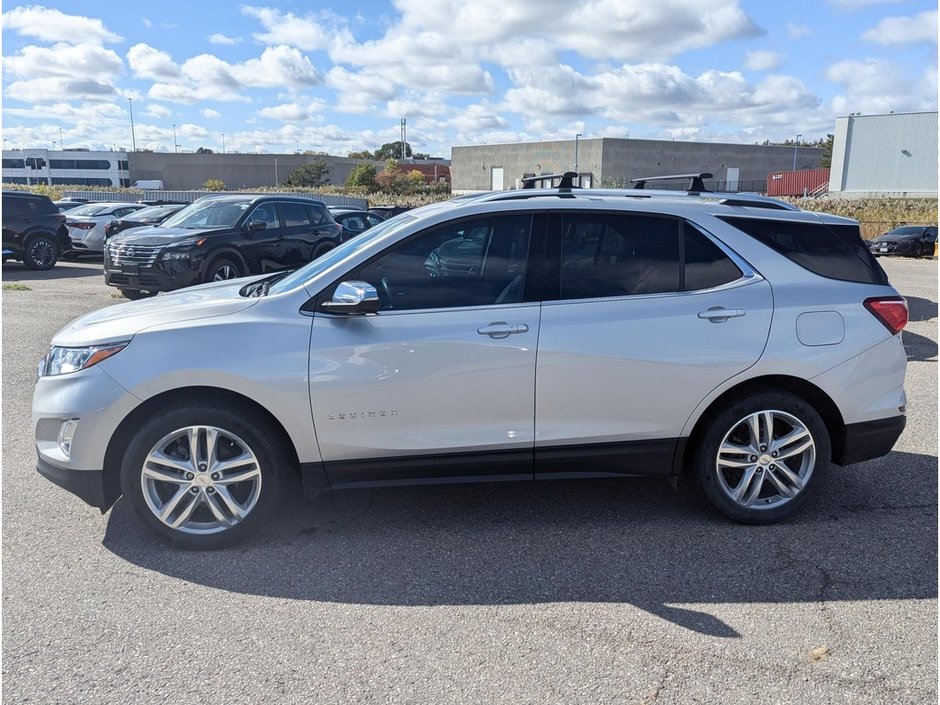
<box><xmin>121</xmin><ymin>264</ymin><xmax>140</xmax><ymax>275</ymax></box>
<box><xmin>879</xmin><ymin>246</ymin><xmax>888</xmax><ymax>252</ymax></box>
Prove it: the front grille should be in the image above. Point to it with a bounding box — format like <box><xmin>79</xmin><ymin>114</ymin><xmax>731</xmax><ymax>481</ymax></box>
<box><xmin>108</xmin><ymin>243</ymin><xmax>162</xmax><ymax>266</ymax></box>
<box><xmin>108</xmin><ymin>273</ymin><xmax>163</xmax><ymax>287</ymax></box>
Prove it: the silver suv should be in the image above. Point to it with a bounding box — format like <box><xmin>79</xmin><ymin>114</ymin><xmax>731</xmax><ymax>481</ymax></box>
<box><xmin>33</xmin><ymin>176</ymin><xmax>908</xmax><ymax>548</ymax></box>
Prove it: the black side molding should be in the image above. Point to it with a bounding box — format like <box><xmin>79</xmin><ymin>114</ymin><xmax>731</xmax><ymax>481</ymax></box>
<box><xmin>36</xmin><ymin>456</ymin><xmax>109</xmax><ymax>511</ymax></box>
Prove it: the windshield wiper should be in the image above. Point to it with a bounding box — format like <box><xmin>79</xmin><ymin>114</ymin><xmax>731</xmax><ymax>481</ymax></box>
<box><xmin>239</xmin><ymin>269</ymin><xmax>294</xmax><ymax>297</ymax></box>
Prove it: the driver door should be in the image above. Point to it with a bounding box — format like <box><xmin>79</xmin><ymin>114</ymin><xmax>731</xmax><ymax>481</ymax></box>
<box><xmin>240</xmin><ymin>202</ymin><xmax>283</xmax><ymax>272</ymax></box>
<box><xmin>309</xmin><ymin>212</ymin><xmax>542</xmax><ymax>487</ymax></box>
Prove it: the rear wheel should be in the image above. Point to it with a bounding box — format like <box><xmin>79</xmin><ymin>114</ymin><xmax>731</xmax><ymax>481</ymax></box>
<box><xmin>692</xmin><ymin>390</ymin><xmax>830</xmax><ymax>524</ymax></box>
<box><xmin>23</xmin><ymin>234</ymin><xmax>59</xmax><ymax>270</ymax></box>
<box><xmin>311</xmin><ymin>241</ymin><xmax>336</xmax><ymax>260</ymax></box>
<box><xmin>120</xmin><ymin>403</ymin><xmax>286</xmax><ymax>549</ymax></box>
<box><xmin>204</xmin><ymin>256</ymin><xmax>241</xmax><ymax>283</ymax></box>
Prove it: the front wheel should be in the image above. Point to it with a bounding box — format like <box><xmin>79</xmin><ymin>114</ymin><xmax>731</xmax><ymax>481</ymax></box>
<box><xmin>691</xmin><ymin>390</ymin><xmax>830</xmax><ymax>524</ymax></box>
<box><xmin>120</xmin><ymin>404</ymin><xmax>286</xmax><ymax>549</ymax></box>
<box><xmin>204</xmin><ymin>256</ymin><xmax>242</xmax><ymax>283</ymax></box>
<box><xmin>23</xmin><ymin>234</ymin><xmax>59</xmax><ymax>270</ymax></box>
<box><xmin>119</xmin><ymin>288</ymin><xmax>157</xmax><ymax>300</ymax></box>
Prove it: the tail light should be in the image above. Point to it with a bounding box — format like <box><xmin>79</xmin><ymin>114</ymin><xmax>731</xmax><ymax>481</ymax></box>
<box><xmin>864</xmin><ymin>296</ymin><xmax>908</xmax><ymax>334</ymax></box>
<box><xmin>67</xmin><ymin>221</ymin><xmax>95</xmax><ymax>230</ymax></box>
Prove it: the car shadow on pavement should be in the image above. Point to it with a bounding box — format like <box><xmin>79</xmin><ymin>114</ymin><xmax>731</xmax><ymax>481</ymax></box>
<box><xmin>102</xmin><ymin>449</ymin><xmax>938</xmax><ymax>637</ymax></box>
<box><xmin>1</xmin><ymin>262</ymin><xmax>103</xmax><ymax>281</ymax></box>
<box><xmin>904</xmin><ymin>331</ymin><xmax>938</xmax><ymax>362</ymax></box>
<box><xmin>905</xmin><ymin>295</ymin><xmax>938</xmax><ymax>323</ymax></box>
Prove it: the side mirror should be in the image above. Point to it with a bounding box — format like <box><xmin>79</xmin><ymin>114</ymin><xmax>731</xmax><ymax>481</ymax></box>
<box><xmin>321</xmin><ymin>281</ymin><xmax>380</xmax><ymax>315</ymax></box>
<box><xmin>245</xmin><ymin>220</ymin><xmax>267</xmax><ymax>235</ymax></box>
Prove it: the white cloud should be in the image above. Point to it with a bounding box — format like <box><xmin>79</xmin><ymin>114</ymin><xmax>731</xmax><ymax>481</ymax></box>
<box><xmin>127</xmin><ymin>43</ymin><xmax>181</xmax><ymax>80</ymax></box>
<box><xmin>744</xmin><ymin>50</ymin><xmax>783</xmax><ymax>71</ymax></box>
<box><xmin>862</xmin><ymin>10</ymin><xmax>938</xmax><ymax>45</ymax></box>
<box><xmin>2</xmin><ymin>101</ymin><xmax>125</xmax><ymax>122</ymax></box>
<box><xmin>202</xmin><ymin>108</ymin><xmax>222</xmax><ymax>120</ymax></box>
<box><xmin>208</xmin><ymin>33</ymin><xmax>241</xmax><ymax>45</ymax></box>
<box><xmin>241</xmin><ymin>5</ymin><xmax>345</xmax><ymax>51</ymax></box>
<box><xmin>258</xmin><ymin>101</ymin><xmax>326</xmax><ymax>122</ymax></box>
<box><xmin>144</xmin><ymin>104</ymin><xmax>172</xmax><ymax>118</ymax></box>
<box><xmin>5</xmin><ymin>77</ymin><xmax>117</xmax><ymax>104</ymax></box>
<box><xmin>3</xmin><ymin>43</ymin><xmax>122</xmax><ymax>81</ymax></box>
<box><xmin>1</xmin><ymin>5</ymin><xmax>122</xmax><ymax>44</ymax></box>
<box><xmin>826</xmin><ymin>58</ymin><xmax>938</xmax><ymax>114</ymax></box>
<box><xmin>786</xmin><ymin>23</ymin><xmax>811</xmax><ymax>40</ymax></box>
<box><xmin>231</xmin><ymin>46</ymin><xmax>321</xmax><ymax>88</ymax></box>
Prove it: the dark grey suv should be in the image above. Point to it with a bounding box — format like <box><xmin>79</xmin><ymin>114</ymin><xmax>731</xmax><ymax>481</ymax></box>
<box><xmin>104</xmin><ymin>194</ymin><xmax>343</xmax><ymax>299</ymax></box>
<box><xmin>1</xmin><ymin>191</ymin><xmax>71</xmax><ymax>270</ymax></box>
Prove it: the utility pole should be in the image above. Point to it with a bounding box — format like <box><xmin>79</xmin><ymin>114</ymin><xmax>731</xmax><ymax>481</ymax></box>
<box><xmin>792</xmin><ymin>134</ymin><xmax>802</xmax><ymax>171</ymax></box>
<box><xmin>128</xmin><ymin>98</ymin><xmax>136</xmax><ymax>152</ymax></box>
<box><xmin>274</xmin><ymin>158</ymin><xmax>278</xmax><ymax>186</ymax></box>
<box><xmin>172</xmin><ymin>123</ymin><xmax>178</xmax><ymax>153</ymax></box>
<box><xmin>574</xmin><ymin>133</ymin><xmax>582</xmax><ymax>174</ymax></box>
<box><xmin>221</xmin><ymin>133</ymin><xmax>226</xmax><ymax>154</ymax></box>
<box><xmin>401</xmin><ymin>118</ymin><xmax>406</xmax><ymax>160</ymax></box>
<box><xmin>58</xmin><ymin>127</ymin><xmax>64</xmax><ymax>151</ymax></box>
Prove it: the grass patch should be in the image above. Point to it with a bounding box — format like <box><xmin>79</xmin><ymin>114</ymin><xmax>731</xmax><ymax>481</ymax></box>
<box><xmin>2</xmin><ymin>283</ymin><xmax>31</xmax><ymax>291</ymax></box>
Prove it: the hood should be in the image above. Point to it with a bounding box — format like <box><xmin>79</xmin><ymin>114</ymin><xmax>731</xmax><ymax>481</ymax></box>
<box><xmin>111</xmin><ymin>225</ymin><xmax>229</xmax><ymax>247</ymax></box>
<box><xmin>52</xmin><ymin>278</ymin><xmax>261</xmax><ymax>347</ymax></box>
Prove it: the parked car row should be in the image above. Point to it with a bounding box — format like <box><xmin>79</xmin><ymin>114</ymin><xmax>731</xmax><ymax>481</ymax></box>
<box><xmin>2</xmin><ymin>191</ymin><xmax>397</xmax><ymax>282</ymax></box>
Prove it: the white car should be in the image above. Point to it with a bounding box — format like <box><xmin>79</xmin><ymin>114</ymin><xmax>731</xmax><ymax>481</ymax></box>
<box><xmin>33</xmin><ymin>174</ymin><xmax>908</xmax><ymax>548</ymax></box>
<box><xmin>64</xmin><ymin>202</ymin><xmax>147</xmax><ymax>255</ymax></box>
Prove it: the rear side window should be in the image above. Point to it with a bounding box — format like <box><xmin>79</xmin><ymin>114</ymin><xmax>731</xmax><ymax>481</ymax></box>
<box><xmin>280</xmin><ymin>203</ymin><xmax>310</xmax><ymax>227</ymax></box>
<box><xmin>560</xmin><ymin>213</ymin><xmax>680</xmax><ymax>299</ymax></box>
<box><xmin>306</xmin><ymin>206</ymin><xmax>326</xmax><ymax>224</ymax></box>
<box><xmin>2</xmin><ymin>196</ymin><xmax>23</xmax><ymax>216</ymax></box>
<box><xmin>719</xmin><ymin>216</ymin><xmax>887</xmax><ymax>285</ymax></box>
<box><xmin>684</xmin><ymin>226</ymin><xmax>742</xmax><ymax>290</ymax></box>
<box><xmin>17</xmin><ymin>197</ymin><xmax>56</xmax><ymax>216</ymax></box>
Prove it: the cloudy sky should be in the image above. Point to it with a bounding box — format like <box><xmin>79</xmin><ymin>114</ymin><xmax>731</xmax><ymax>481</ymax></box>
<box><xmin>1</xmin><ymin>1</ymin><xmax>936</xmax><ymax>157</ymax></box>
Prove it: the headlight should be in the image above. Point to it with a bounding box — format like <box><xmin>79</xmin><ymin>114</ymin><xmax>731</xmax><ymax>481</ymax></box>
<box><xmin>39</xmin><ymin>342</ymin><xmax>129</xmax><ymax>377</ymax></box>
<box><xmin>161</xmin><ymin>251</ymin><xmax>191</xmax><ymax>261</ymax></box>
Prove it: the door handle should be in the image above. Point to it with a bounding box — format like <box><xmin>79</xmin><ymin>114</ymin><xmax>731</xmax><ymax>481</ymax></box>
<box><xmin>477</xmin><ymin>322</ymin><xmax>529</xmax><ymax>339</ymax></box>
<box><xmin>698</xmin><ymin>307</ymin><xmax>746</xmax><ymax>323</ymax></box>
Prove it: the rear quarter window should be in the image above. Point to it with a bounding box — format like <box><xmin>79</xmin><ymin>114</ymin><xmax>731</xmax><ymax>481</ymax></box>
<box><xmin>718</xmin><ymin>216</ymin><xmax>888</xmax><ymax>285</ymax></box>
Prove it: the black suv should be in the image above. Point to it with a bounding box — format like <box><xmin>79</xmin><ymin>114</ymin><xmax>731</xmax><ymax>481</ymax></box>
<box><xmin>104</xmin><ymin>195</ymin><xmax>343</xmax><ymax>299</ymax></box>
<box><xmin>869</xmin><ymin>225</ymin><xmax>937</xmax><ymax>258</ymax></box>
<box><xmin>2</xmin><ymin>191</ymin><xmax>71</xmax><ymax>270</ymax></box>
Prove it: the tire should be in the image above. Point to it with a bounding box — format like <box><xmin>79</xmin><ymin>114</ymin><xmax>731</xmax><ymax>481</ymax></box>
<box><xmin>311</xmin><ymin>241</ymin><xmax>337</xmax><ymax>260</ymax></box>
<box><xmin>120</xmin><ymin>403</ymin><xmax>287</xmax><ymax>549</ymax></box>
<box><xmin>691</xmin><ymin>390</ymin><xmax>830</xmax><ymax>524</ymax></box>
<box><xmin>23</xmin><ymin>234</ymin><xmax>59</xmax><ymax>271</ymax></box>
<box><xmin>204</xmin><ymin>255</ymin><xmax>242</xmax><ymax>283</ymax></box>
<box><xmin>119</xmin><ymin>288</ymin><xmax>157</xmax><ymax>300</ymax></box>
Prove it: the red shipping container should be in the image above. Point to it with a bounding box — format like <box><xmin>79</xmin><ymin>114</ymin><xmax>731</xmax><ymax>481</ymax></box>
<box><xmin>766</xmin><ymin>168</ymin><xmax>830</xmax><ymax>197</ymax></box>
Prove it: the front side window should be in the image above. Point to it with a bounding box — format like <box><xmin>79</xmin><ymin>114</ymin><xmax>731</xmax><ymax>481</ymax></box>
<box><xmin>349</xmin><ymin>214</ymin><xmax>532</xmax><ymax>311</ymax></box>
<box><xmin>248</xmin><ymin>203</ymin><xmax>279</xmax><ymax>229</ymax></box>
<box><xmin>560</xmin><ymin>213</ymin><xmax>680</xmax><ymax>299</ymax></box>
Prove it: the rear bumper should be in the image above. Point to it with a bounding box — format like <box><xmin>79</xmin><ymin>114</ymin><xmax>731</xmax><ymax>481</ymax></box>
<box><xmin>833</xmin><ymin>415</ymin><xmax>906</xmax><ymax>466</ymax></box>
<box><xmin>37</xmin><ymin>456</ymin><xmax>109</xmax><ymax>511</ymax></box>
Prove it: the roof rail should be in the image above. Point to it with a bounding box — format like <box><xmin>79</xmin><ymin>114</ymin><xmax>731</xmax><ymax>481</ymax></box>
<box><xmin>631</xmin><ymin>172</ymin><xmax>713</xmax><ymax>193</ymax></box>
<box><xmin>521</xmin><ymin>172</ymin><xmax>579</xmax><ymax>190</ymax></box>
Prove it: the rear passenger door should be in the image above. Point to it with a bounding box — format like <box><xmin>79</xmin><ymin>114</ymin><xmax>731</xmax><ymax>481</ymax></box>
<box><xmin>276</xmin><ymin>201</ymin><xmax>317</xmax><ymax>267</ymax></box>
<box><xmin>534</xmin><ymin>211</ymin><xmax>774</xmax><ymax>476</ymax></box>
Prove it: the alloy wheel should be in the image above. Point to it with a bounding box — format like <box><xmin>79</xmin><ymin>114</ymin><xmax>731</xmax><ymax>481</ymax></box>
<box><xmin>213</xmin><ymin>265</ymin><xmax>238</xmax><ymax>281</ymax></box>
<box><xmin>140</xmin><ymin>425</ymin><xmax>262</xmax><ymax>535</ymax></box>
<box><xmin>28</xmin><ymin>239</ymin><xmax>57</xmax><ymax>269</ymax></box>
<box><xmin>714</xmin><ymin>409</ymin><xmax>816</xmax><ymax>510</ymax></box>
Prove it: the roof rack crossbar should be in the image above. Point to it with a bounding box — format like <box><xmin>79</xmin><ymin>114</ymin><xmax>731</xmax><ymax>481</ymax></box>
<box><xmin>631</xmin><ymin>172</ymin><xmax>713</xmax><ymax>193</ymax></box>
<box><xmin>521</xmin><ymin>171</ymin><xmax>579</xmax><ymax>190</ymax></box>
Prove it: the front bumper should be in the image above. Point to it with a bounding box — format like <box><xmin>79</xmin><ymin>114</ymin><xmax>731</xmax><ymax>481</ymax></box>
<box><xmin>104</xmin><ymin>262</ymin><xmax>200</xmax><ymax>293</ymax></box>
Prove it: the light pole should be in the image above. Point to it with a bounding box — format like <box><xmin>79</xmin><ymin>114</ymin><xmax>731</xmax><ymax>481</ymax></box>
<box><xmin>221</xmin><ymin>133</ymin><xmax>226</xmax><ymax>154</ymax></box>
<box><xmin>58</xmin><ymin>127</ymin><xmax>64</xmax><ymax>151</ymax></box>
<box><xmin>792</xmin><ymin>134</ymin><xmax>802</xmax><ymax>171</ymax></box>
<box><xmin>128</xmin><ymin>98</ymin><xmax>136</xmax><ymax>152</ymax></box>
<box><xmin>274</xmin><ymin>158</ymin><xmax>278</xmax><ymax>186</ymax></box>
<box><xmin>574</xmin><ymin>133</ymin><xmax>582</xmax><ymax>174</ymax></box>
<box><xmin>172</xmin><ymin>123</ymin><xmax>178</xmax><ymax>153</ymax></box>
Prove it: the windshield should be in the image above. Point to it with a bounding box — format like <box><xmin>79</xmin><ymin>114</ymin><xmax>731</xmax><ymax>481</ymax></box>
<box><xmin>161</xmin><ymin>199</ymin><xmax>252</xmax><ymax>229</ymax></box>
<box><xmin>267</xmin><ymin>213</ymin><xmax>418</xmax><ymax>295</ymax></box>
<box><xmin>130</xmin><ymin>205</ymin><xmax>174</xmax><ymax>221</ymax></box>
<box><xmin>883</xmin><ymin>227</ymin><xmax>923</xmax><ymax>238</ymax></box>
<box><xmin>66</xmin><ymin>204</ymin><xmax>108</xmax><ymax>217</ymax></box>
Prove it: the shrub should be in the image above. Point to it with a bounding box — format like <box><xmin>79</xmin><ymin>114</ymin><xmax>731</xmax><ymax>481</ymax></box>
<box><xmin>203</xmin><ymin>178</ymin><xmax>225</xmax><ymax>191</ymax></box>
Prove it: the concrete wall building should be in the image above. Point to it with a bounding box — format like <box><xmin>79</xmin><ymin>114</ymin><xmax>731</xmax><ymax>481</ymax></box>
<box><xmin>829</xmin><ymin>111</ymin><xmax>937</xmax><ymax>198</ymax></box>
<box><xmin>127</xmin><ymin>152</ymin><xmax>383</xmax><ymax>189</ymax></box>
<box><xmin>451</xmin><ymin>138</ymin><xmax>823</xmax><ymax>194</ymax></box>
<box><xmin>2</xmin><ymin>149</ymin><xmax>129</xmax><ymax>186</ymax></box>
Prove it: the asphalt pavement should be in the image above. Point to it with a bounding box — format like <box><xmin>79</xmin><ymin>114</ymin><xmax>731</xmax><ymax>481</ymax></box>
<box><xmin>2</xmin><ymin>256</ymin><xmax>936</xmax><ymax>705</ymax></box>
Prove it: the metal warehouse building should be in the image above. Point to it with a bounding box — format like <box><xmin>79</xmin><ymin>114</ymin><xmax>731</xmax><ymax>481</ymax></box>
<box><xmin>450</xmin><ymin>138</ymin><xmax>823</xmax><ymax>194</ymax></box>
<box><xmin>829</xmin><ymin>111</ymin><xmax>938</xmax><ymax>197</ymax></box>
